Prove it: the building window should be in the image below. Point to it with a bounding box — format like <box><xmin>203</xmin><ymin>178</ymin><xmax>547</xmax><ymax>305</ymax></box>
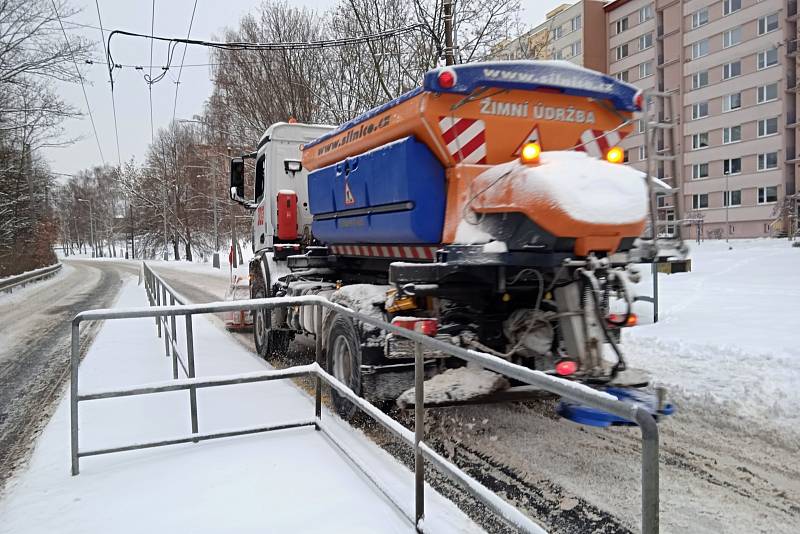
<box><xmin>758</xmin><ymin>117</ymin><xmax>779</xmax><ymax>137</ymax></box>
<box><xmin>723</xmin><ymin>125</ymin><xmax>742</xmax><ymax>144</ymax></box>
<box><xmin>723</xmin><ymin>92</ymin><xmax>741</xmax><ymax>112</ymax></box>
<box><xmin>757</xmin><ymin>186</ymin><xmax>778</xmax><ymax>204</ymax></box>
<box><xmin>692</xmin><ymin>132</ymin><xmax>709</xmax><ymax>149</ymax></box>
<box><xmin>758</xmin><ymin>48</ymin><xmax>779</xmax><ymax>70</ymax></box>
<box><xmin>639</xmin><ymin>145</ymin><xmax>647</xmax><ymax>160</ymax></box>
<box><xmin>692</xmin><ymin>102</ymin><xmax>709</xmax><ymax>120</ymax></box>
<box><xmin>692</xmin><ymin>8</ymin><xmax>709</xmax><ymax>29</ymax></box>
<box><xmin>552</xmin><ymin>26</ymin><xmax>563</xmax><ymax>40</ymax></box>
<box><xmin>639</xmin><ymin>4</ymin><xmax>654</xmax><ymax>23</ymax></box>
<box><xmin>758</xmin><ymin>152</ymin><xmax>779</xmax><ymax>170</ymax></box>
<box><xmin>692</xmin><ymin>70</ymin><xmax>709</xmax><ymax>89</ymax></box>
<box><xmin>692</xmin><ymin>39</ymin><xmax>709</xmax><ymax>59</ymax></box>
<box><xmin>623</xmin><ymin>149</ymin><xmax>631</xmax><ymax>163</ymax></box>
<box><xmin>615</xmin><ymin>17</ymin><xmax>628</xmax><ymax>35</ymax></box>
<box><xmin>723</xmin><ymin>61</ymin><xmax>741</xmax><ymax>79</ymax></box>
<box><xmin>636</xmin><ymin>118</ymin><xmax>645</xmax><ymax>133</ymax></box>
<box><xmin>639</xmin><ymin>32</ymin><xmax>654</xmax><ymax>51</ymax></box>
<box><xmin>757</xmin><ymin>83</ymin><xmax>778</xmax><ymax>103</ymax></box>
<box><xmin>692</xmin><ymin>193</ymin><xmax>709</xmax><ymax>209</ymax></box>
<box><xmin>571</xmin><ymin>15</ymin><xmax>582</xmax><ymax>32</ymax></box>
<box><xmin>561</xmin><ymin>41</ymin><xmax>582</xmax><ymax>59</ymax></box>
<box><xmin>639</xmin><ymin>61</ymin><xmax>653</xmax><ymax>78</ymax></box>
<box><xmin>723</xmin><ymin>0</ymin><xmax>741</xmax><ymax>16</ymax></box>
<box><xmin>759</xmin><ymin>13</ymin><xmax>779</xmax><ymax>35</ymax></box>
<box><xmin>723</xmin><ymin>27</ymin><xmax>742</xmax><ymax>48</ymax></box>
<box><xmin>616</xmin><ymin>44</ymin><xmax>629</xmax><ymax>60</ymax></box>
<box><xmin>723</xmin><ymin>158</ymin><xmax>742</xmax><ymax>175</ymax></box>
<box><xmin>692</xmin><ymin>163</ymin><xmax>709</xmax><ymax>179</ymax></box>
<box><xmin>615</xmin><ymin>70</ymin><xmax>629</xmax><ymax>82</ymax></box>
<box><xmin>723</xmin><ymin>190</ymin><xmax>742</xmax><ymax>207</ymax></box>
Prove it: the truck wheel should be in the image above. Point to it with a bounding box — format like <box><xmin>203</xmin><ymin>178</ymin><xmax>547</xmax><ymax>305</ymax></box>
<box><xmin>253</xmin><ymin>285</ymin><xmax>271</xmax><ymax>358</ymax></box>
<box><xmin>326</xmin><ymin>315</ymin><xmax>362</xmax><ymax>420</ymax></box>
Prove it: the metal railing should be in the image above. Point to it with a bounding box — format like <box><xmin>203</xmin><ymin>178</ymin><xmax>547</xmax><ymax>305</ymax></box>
<box><xmin>0</xmin><ymin>263</ymin><xmax>62</xmax><ymax>293</ymax></box>
<box><xmin>70</xmin><ymin>263</ymin><xmax>661</xmax><ymax>533</ymax></box>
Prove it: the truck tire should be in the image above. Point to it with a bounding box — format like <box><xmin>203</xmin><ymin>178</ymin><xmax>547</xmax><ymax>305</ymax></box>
<box><xmin>252</xmin><ymin>285</ymin><xmax>290</xmax><ymax>359</ymax></box>
<box><xmin>326</xmin><ymin>315</ymin><xmax>362</xmax><ymax>420</ymax></box>
<box><xmin>253</xmin><ymin>285</ymin><xmax>271</xmax><ymax>358</ymax></box>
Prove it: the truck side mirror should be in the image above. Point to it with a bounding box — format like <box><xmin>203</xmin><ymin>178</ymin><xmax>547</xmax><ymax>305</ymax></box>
<box><xmin>230</xmin><ymin>158</ymin><xmax>245</xmax><ymax>201</ymax></box>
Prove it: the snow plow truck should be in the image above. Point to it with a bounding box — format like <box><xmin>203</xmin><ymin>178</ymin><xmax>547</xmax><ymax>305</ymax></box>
<box><xmin>228</xmin><ymin>60</ymin><xmax>684</xmax><ymax>419</ymax></box>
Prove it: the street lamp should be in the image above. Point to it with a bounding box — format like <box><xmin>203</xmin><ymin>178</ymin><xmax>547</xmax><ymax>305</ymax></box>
<box><xmin>77</xmin><ymin>198</ymin><xmax>95</xmax><ymax>258</ymax></box>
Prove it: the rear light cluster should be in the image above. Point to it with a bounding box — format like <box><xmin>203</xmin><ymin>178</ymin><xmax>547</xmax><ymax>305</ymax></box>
<box><xmin>392</xmin><ymin>317</ymin><xmax>438</xmax><ymax>336</ymax></box>
<box><xmin>555</xmin><ymin>360</ymin><xmax>578</xmax><ymax>376</ymax></box>
<box><xmin>608</xmin><ymin>312</ymin><xmax>638</xmax><ymax>327</ymax></box>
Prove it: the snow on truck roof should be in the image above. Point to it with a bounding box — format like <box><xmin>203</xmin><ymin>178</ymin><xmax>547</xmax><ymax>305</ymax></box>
<box><xmin>304</xmin><ymin>60</ymin><xmax>640</xmax><ymax>150</ymax></box>
<box><xmin>257</xmin><ymin>122</ymin><xmax>334</xmax><ymax>149</ymax></box>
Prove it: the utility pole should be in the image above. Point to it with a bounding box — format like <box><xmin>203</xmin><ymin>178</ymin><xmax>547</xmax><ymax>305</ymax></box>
<box><xmin>212</xmin><ymin>168</ymin><xmax>220</xmax><ymax>268</ymax></box>
<box><xmin>443</xmin><ymin>0</ymin><xmax>455</xmax><ymax>66</ymax></box>
<box><xmin>77</xmin><ymin>199</ymin><xmax>95</xmax><ymax>258</ymax></box>
<box><xmin>228</xmin><ymin>146</ymin><xmax>238</xmax><ymax>269</ymax></box>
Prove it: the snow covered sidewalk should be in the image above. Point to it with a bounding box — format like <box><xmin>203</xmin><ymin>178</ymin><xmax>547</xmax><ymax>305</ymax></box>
<box><xmin>0</xmin><ymin>280</ymin><xmax>481</xmax><ymax>533</ymax></box>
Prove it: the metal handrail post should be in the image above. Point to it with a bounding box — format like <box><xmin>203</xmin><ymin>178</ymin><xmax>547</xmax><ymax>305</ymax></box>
<box><xmin>162</xmin><ymin>286</ymin><xmax>169</xmax><ymax>357</ymax></box>
<box><xmin>170</xmin><ymin>295</ymin><xmax>178</xmax><ymax>378</ymax></box>
<box><xmin>637</xmin><ymin>410</ymin><xmax>660</xmax><ymax>534</ymax></box>
<box><xmin>314</xmin><ymin>305</ymin><xmax>323</xmax><ymax>425</ymax></box>
<box><xmin>155</xmin><ymin>281</ymin><xmax>162</xmax><ymax>337</ymax></box>
<box><xmin>70</xmin><ymin>320</ymin><xmax>81</xmax><ymax>476</ymax></box>
<box><xmin>414</xmin><ymin>340</ymin><xmax>425</xmax><ymax>529</ymax></box>
<box><xmin>185</xmin><ymin>314</ymin><xmax>199</xmax><ymax>435</ymax></box>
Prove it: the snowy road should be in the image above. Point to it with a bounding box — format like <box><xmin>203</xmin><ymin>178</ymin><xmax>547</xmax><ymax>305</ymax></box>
<box><xmin>0</xmin><ymin>259</ymin><xmax>138</xmax><ymax>491</ymax></box>
<box><xmin>5</xmin><ymin>243</ymin><xmax>795</xmax><ymax>532</ymax></box>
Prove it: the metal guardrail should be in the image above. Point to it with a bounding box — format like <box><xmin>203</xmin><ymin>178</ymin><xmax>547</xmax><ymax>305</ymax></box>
<box><xmin>70</xmin><ymin>263</ymin><xmax>661</xmax><ymax>533</ymax></box>
<box><xmin>0</xmin><ymin>263</ymin><xmax>62</xmax><ymax>293</ymax></box>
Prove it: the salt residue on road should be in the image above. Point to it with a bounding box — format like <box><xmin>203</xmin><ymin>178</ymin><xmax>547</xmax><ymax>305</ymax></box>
<box><xmin>0</xmin><ymin>280</ymin><xmax>483</xmax><ymax>534</ymax></box>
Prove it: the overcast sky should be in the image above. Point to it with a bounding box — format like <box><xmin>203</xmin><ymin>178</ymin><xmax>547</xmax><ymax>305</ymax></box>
<box><xmin>44</xmin><ymin>0</ymin><xmax>570</xmax><ymax>177</ymax></box>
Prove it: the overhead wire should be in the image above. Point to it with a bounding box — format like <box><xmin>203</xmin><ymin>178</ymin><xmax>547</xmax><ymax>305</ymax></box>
<box><xmin>51</xmin><ymin>0</ymin><xmax>105</xmax><ymax>165</ymax></box>
<box><xmin>171</xmin><ymin>0</ymin><xmax>199</xmax><ymax>124</ymax></box>
<box><xmin>94</xmin><ymin>0</ymin><xmax>122</xmax><ymax>169</ymax></box>
<box><xmin>106</xmin><ymin>24</ymin><xmax>427</xmax><ymax>86</ymax></box>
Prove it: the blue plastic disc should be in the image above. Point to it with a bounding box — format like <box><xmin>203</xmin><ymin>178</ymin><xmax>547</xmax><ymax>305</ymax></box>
<box><xmin>557</xmin><ymin>387</ymin><xmax>675</xmax><ymax>427</ymax></box>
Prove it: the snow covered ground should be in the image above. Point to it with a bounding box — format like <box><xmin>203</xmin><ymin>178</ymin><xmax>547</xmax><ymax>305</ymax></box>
<box><xmin>0</xmin><ymin>280</ymin><xmax>482</xmax><ymax>533</ymax></box>
<box><xmin>624</xmin><ymin>238</ymin><xmax>800</xmax><ymax>443</ymax></box>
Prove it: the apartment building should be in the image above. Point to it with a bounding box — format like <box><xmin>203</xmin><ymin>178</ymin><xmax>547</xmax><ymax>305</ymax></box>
<box><xmin>490</xmin><ymin>2</ymin><xmax>607</xmax><ymax>72</ymax></box>
<box><xmin>606</xmin><ymin>0</ymin><xmax>798</xmax><ymax>239</ymax></box>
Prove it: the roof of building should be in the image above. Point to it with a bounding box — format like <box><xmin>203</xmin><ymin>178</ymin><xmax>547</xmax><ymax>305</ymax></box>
<box><xmin>604</xmin><ymin>0</ymin><xmax>637</xmax><ymax>12</ymax></box>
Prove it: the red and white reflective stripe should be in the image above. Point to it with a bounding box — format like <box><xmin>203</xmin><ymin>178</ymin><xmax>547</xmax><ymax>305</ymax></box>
<box><xmin>439</xmin><ymin>116</ymin><xmax>487</xmax><ymax>164</ymax></box>
<box><xmin>575</xmin><ymin>129</ymin><xmax>626</xmax><ymax>158</ymax></box>
<box><xmin>330</xmin><ymin>245</ymin><xmax>437</xmax><ymax>260</ymax></box>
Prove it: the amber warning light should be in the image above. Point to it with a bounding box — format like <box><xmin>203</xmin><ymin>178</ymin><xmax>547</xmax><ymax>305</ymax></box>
<box><xmin>606</xmin><ymin>146</ymin><xmax>624</xmax><ymax>164</ymax></box>
<box><xmin>520</xmin><ymin>142</ymin><xmax>541</xmax><ymax>164</ymax></box>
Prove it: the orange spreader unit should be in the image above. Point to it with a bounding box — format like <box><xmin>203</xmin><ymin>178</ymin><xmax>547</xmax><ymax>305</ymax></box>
<box><xmin>302</xmin><ymin>61</ymin><xmax>643</xmax><ymax>257</ymax></box>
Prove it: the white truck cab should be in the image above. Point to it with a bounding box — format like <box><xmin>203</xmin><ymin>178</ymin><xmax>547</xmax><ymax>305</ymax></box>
<box><xmin>230</xmin><ymin>122</ymin><xmax>333</xmax><ymax>253</ymax></box>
